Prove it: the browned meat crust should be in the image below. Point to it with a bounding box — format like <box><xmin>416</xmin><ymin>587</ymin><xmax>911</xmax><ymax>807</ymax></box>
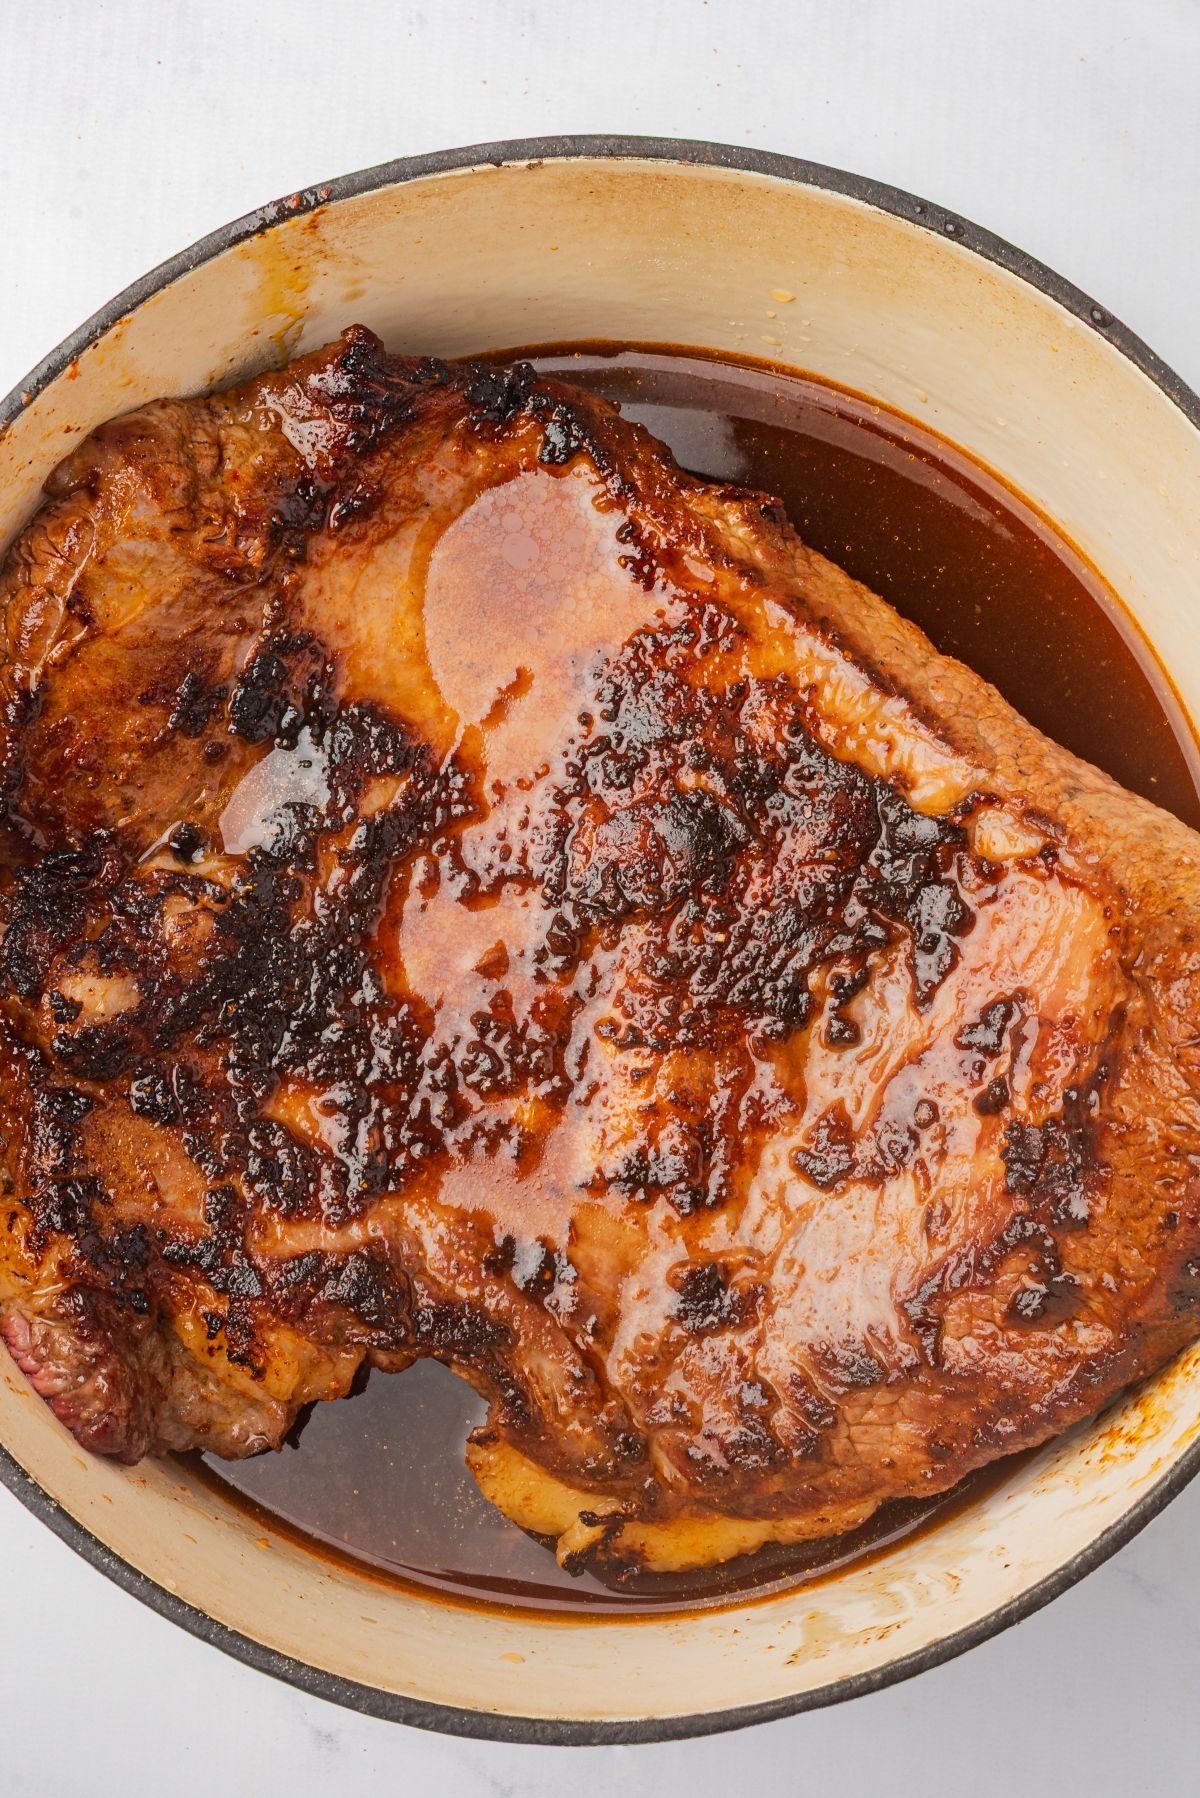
<box><xmin>1</xmin><ymin>326</ymin><xmax>1199</xmax><ymax>1565</ymax></box>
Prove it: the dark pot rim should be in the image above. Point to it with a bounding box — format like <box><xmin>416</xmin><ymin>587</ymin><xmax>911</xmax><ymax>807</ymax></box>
<box><xmin>3</xmin><ymin>134</ymin><xmax>1199</xmax><ymax>1749</ymax></box>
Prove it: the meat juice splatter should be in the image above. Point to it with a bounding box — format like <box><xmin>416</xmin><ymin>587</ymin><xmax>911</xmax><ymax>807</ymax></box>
<box><xmin>197</xmin><ymin>345</ymin><xmax>1200</xmax><ymax>1615</ymax></box>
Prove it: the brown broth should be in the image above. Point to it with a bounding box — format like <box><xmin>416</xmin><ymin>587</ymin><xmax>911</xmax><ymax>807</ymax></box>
<box><xmin>200</xmin><ymin>343</ymin><xmax>1200</xmax><ymax>1617</ymax></box>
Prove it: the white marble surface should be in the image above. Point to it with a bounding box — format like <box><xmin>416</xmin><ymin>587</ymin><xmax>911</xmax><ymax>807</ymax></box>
<box><xmin>3</xmin><ymin>2</ymin><xmax>1199</xmax><ymax>1790</ymax></box>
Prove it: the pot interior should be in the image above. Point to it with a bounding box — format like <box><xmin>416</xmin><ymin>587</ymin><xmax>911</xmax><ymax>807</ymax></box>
<box><xmin>3</xmin><ymin>149</ymin><xmax>1200</xmax><ymax>1736</ymax></box>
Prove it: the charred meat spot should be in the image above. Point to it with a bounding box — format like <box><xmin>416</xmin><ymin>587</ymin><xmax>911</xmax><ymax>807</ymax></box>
<box><xmin>866</xmin><ymin>786</ymin><xmax>953</xmax><ymax>888</ymax></box>
<box><xmin>916</xmin><ymin>1212</ymin><xmax>1082</xmax><ymax>1349</ymax></box>
<box><xmin>909</xmin><ymin>880</ymin><xmax>972</xmax><ymax>1004</ymax></box>
<box><xmin>957</xmin><ymin>995</ymin><xmax>1022</xmax><ymax>1057</ymax></box>
<box><xmin>256</xmin><ymin>803</ymin><xmax>322</xmax><ymax>869</ymax></box>
<box><xmin>823</xmin><ymin>1341</ymin><xmax>886</xmax><ymax>1389</ymax></box>
<box><xmin>48</xmin><ymin>991</ymin><xmax>83</xmax><ymax>1024</ymax></box>
<box><xmin>862</xmin><ymin>788</ymin><xmax>973</xmax><ymax>1004</ymax></box>
<box><xmin>530</xmin><ymin>388</ymin><xmax>599</xmax><ymax>468</ymax></box>
<box><xmin>488</xmin><ymin>1235</ymin><xmax>576</xmax><ymax>1299</ymax></box>
<box><xmin>0</xmin><ymin>837</ymin><xmax>120</xmax><ymax>1001</ymax></box>
<box><xmin>27</xmin><ymin>1082</ymin><xmax>94</xmax><ymax>1172</ymax></box>
<box><xmin>569</xmin><ymin>788</ymin><xmax>748</xmax><ymax>918</ymax></box>
<box><xmin>325</xmin><ymin>702</ymin><xmax>421</xmax><ymax>802</ymax></box>
<box><xmin>408</xmin><ymin>356</ymin><xmax>451</xmax><ymax>386</ymax></box>
<box><xmin>603</xmin><ymin>1109</ymin><xmax>716</xmax><ymax>1216</ymax></box>
<box><xmin>79</xmin><ymin>1217</ymin><xmax>154</xmax><ymax>1310</ymax></box>
<box><xmin>791</xmin><ymin>1105</ymin><xmax>855</xmax><ymax>1190</ymax></box>
<box><xmin>826</xmin><ymin>962</ymin><xmax>870</xmax><ymax>1047</ymax></box>
<box><xmin>176</xmin><ymin>740</ymin><xmax>459</xmax><ymax>1214</ymax></box>
<box><xmin>327</xmin><ymin>482</ymin><xmax>377</xmax><ymax>531</ymax></box>
<box><xmin>127</xmin><ymin>1069</ymin><xmax>179</xmax><ymax>1124</ymax></box>
<box><xmin>202</xmin><ymin>1184</ymin><xmax>238</xmax><ymax>1230</ymax></box>
<box><xmin>51</xmin><ymin>1023</ymin><xmax>134</xmax><ymax>1083</ymax></box>
<box><xmin>1002</xmin><ymin>1083</ymin><xmax>1102</xmax><ymax>1225</ymax></box>
<box><xmin>316</xmin><ymin>1250</ymin><xmax>408</xmax><ymax>1340</ymax></box>
<box><xmin>616</xmin><ymin>541</ymin><xmax>659</xmax><ymax>592</ymax></box>
<box><xmin>278</xmin><ymin>1251</ymin><xmax>322</xmax><ymax>1290</ymax></box>
<box><xmin>168</xmin><ymin>672</ymin><xmax>226</xmax><ymax>738</ymax></box>
<box><xmin>241</xmin><ymin>1120</ymin><xmax>318</xmax><ymax>1216</ymax></box>
<box><xmin>974</xmin><ymin>1076</ymin><xmax>1011</xmax><ymax>1116</ymax></box>
<box><xmin>269</xmin><ymin>473</ymin><xmax>333</xmax><ymax>558</ymax></box>
<box><xmin>1004</xmin><ymin>1253</ymin><xmax>1081</xmax><ymax>1328</ymax></box>
<box><xmin>35</xmin><ymin>1174</ymin><xmax>103</xmax><ymax>1240</ymax></box>
<box><xmin>219</xmin><ymin>1300</ymin><xmax>265</xmax><ymax>1374</ymax></box>
<box><xmin>668</xmin><ymin>1261</ymin><xmax>757</xmax><ymax>1336</ymax></box>
<box><xmin>722</xmin><ymin>1417</ymin><xmax>788</xmax><ymax>1471</ymax></box>
<box><xmin>527</xmin><ymin>1241</ymin><xmax>574</xmax><ymax>1296</ymax></box>
<box><xmin>1009</xmin><ymin>1282</ymin><xmax>1053</xmax><ymax>1322</ymax></box>
<box><xmin>225</xmin><ymin>1260</ymin><xmax>264</xmax><ymax>1301</ymax></box>
<box><xmin>1007</xmin><ymin>1121</ymin><xmax>1050</xmax><ymax>1193</ymax></box>
<box><xmin>297</xmin><ymin>327</ymin><xmax>428</xmax><ymax>456</ymax></box>
<box><xmin>228</xmin><ymin>652</ymin><xmax>293</xmax><ymax>745</ymax></box>
<box><xmin>828</xmin><ymin>965</ymin><xmax>870</xmax><ymax>1008</ymax></box>
<box><xmin>657</xmin><ymin>787</ymin><xmax>749</xmax><ymax>879</ymax></box>
<box><xmin>541</xmin><ymin>641</ymin><xmax>978</xmax><ymax>1055</ymax></box>
<box><xmin>168</xmin><ymin>823</ymin><xmax>206</xmax><ymax>864</ymax></box>
<box><xmin>412</xmin><ymin>1300</ymin><xmax>509</xmax><ymax>1357</ymax></box>
<box><xmin>465</xmin><ymin>361</ymin><xmax>535</xmax><ymax>425</ymax></box>
<box><xmin>160</xmin><ymin>1226</ymin><xmax>264</xmax><ymax>1306</ymax></box>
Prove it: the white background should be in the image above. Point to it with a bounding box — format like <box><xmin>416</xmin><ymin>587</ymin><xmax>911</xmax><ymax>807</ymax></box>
<box><xmin>3</xmin><ymin>3</ymin><xmax>1200</xmax><ymax>1792</ymax></box>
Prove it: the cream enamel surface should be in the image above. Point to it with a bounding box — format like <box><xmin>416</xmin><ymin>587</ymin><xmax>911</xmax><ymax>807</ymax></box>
<box><xmin>2</xmin><ymin>151</ymin><xmax>1200</xmax><ymax>1726</ymax></box>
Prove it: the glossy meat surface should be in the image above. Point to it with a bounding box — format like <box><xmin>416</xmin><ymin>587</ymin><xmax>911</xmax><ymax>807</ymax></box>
<box><xmin>2</xmin><ymin>327</ymin><xmax>1200</xmax><ymax>1571</ymax></box>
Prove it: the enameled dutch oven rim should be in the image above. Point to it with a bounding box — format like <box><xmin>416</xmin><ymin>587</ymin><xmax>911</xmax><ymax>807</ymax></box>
<box><xmin>4</xmin><ymin>134</ymin><xmax>1200</xmax><ymax>1748</ymax></box>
